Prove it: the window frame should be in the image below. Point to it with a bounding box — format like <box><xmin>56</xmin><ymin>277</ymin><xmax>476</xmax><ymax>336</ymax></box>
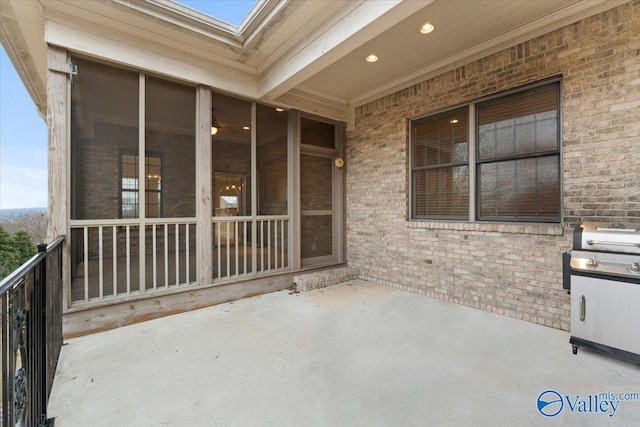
<box><xmin>409</xmin><ymin>78</ymin><xmax>562</xmax><ymax>224</ymax></box>
<box><xmin>119</xmin><ymin>151</ymin><xmax>163</xmax><ymax>219</ymax></box>
<box><xmin>410</xmin><ymin>107</ymin><xmax>470</xmax><ymax>220</ymax></box>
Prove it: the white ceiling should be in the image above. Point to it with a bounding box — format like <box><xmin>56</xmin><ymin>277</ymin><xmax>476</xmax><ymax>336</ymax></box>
<box><xmin>0</xmin><ymin>0</ymin><xmax>629</xmax><ymax>123</ymax></box>
<box><xmin>301</xmin><ymin>0</ymin><xmax>582</xmax><ymax>103</ymax></box>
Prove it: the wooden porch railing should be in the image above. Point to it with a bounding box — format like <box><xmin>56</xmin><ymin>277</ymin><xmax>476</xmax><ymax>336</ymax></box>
<box><xmin>68</xmin><ymin>216</ymin><xmax>290</xmax><ymax>306</ymax></box>
<box><xmin>213</xmin><ymin>216</ymin><xmax>289</xmax><ymax>280</ymax></box>
<box><xmin>69</xmin><ymin>219</ymin><xmax>197</xmax><ymax>305</ymax></box>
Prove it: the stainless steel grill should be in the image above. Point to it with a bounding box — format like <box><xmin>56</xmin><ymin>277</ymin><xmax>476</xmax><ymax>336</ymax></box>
<box><xmin>563</xmin><ymin>222</ymin><xmax>640</xmax><ymax>363</ymax></box>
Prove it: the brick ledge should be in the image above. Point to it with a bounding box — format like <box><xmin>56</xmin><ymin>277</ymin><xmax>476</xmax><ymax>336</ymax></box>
<box><xmin>407</xmin><ymin>220</ymin><xmax>565</xmax><ymax>236</ymax></box>
<box><xmin>293</xmin><ymin>267</ymin><xmax>360</xmax><ymax>292</ymax></box>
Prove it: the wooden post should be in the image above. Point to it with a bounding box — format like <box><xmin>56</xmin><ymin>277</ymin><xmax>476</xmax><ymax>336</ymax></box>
<box><xmin>196</xmin><ymin>87</ymin><xmax>212</xmax><ymax>285</ymax></box>
<box><xmin>288</xmin><ymin>110</ymin><xmax>301</xmax><ymax>270</ymax></box>
<box><xmin>46</xmin><ymin>45</ymin><xmax>69</xmax><ymax>311</ymax></box>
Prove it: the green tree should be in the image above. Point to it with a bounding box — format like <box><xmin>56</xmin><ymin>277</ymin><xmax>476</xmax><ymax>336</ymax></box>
<box><xmin>0</xmin><ymin>226</ymin><xmax>19</xmax><ymax>279</ymax></box>
<box><xmin>0</xmin><ymin>226</ymin><xmax>37</xmax><ymax>281</ymax></box>
<box><xmin>13</xmin><ymin>230</ymin><xmax>36</xmax><ymax>263</ymax></box>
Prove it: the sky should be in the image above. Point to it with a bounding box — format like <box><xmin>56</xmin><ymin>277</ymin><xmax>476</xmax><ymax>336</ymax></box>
<box><xmin>178</xmin><ymin>0</ymin><xmax>257</xmax><ymax>25</ymax></box>
<box><xmin>0</xmin><ymin>47</ymin><xmax>48</xmax><ymax>210</ymax></box>
<box><xmin>0</xmin><ymin>0</ymin><xmax>255</xmax><ymax>211</ymax></box>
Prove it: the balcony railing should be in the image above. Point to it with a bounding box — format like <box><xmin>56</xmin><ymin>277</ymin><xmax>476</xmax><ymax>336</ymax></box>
<box><xmin>1</xmin><ymin>235</ymin><xmax>65</xmax><ymax>427</ymax></box>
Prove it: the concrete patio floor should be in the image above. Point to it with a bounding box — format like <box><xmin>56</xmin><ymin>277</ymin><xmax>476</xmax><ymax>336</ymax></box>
<box><xmin>48</xmin><ymin>280</ymin><xmax>640</xmax><ymax>426</ymax></box>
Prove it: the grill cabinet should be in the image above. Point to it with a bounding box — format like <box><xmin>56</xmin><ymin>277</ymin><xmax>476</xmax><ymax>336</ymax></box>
<box><xmin>563</xmin><ymin>222</ymin><xmax>640</xmax><ymax>363</ymax></box>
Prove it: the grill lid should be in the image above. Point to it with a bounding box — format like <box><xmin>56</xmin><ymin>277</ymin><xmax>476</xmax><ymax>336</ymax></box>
<box><xmin>573</xmin><ymin>222</ymin><xmax>640</xmax><ymax>255</ymax></box>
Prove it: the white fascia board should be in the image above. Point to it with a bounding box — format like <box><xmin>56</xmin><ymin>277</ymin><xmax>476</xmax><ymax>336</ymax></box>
<box><xmin>240</xmin><ymin>0</ymin><xmax>293</xmax><ymax>49</ymax></box>
<box><xmin>0</xmin><ymin>0</ymin><xmax>47</xmax><ymax>117</ymax></box>
<box><xmin>0</xmin><ymin>25</ymin><xmax>45</xmax><ymax>119</ymax></box>
<box><xmin>121</xmin><ymin>0</ymin><xmax>241</xmax><ymax>46</ymax></box>
<box><xmin>44</xmin><ymin>21</ymin><xmax>258</xmax><ymax>98</ymax></box>
<box><xmin>237</xmin><ymin>0</ymin><xmax>283</xmax><ymax>43</ymax></box>
<box><xmin>258</xmin><ymin>0</ymin><xmax>433</xmax><ymax>101</ymax></box>
<box><xmin>275</xmin><ymin>88</ymin><xmax>349</xmax><ymax>122</ymax></box>
<box><xmin>127</xmin><ymin>0</ymin><xmax>282</xmax><ymax>46</ymax></box>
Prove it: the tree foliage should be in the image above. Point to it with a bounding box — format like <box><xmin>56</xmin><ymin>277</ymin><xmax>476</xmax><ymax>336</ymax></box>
<box><xmin>0</xmin><ymin>211</ymin><xmax>47</xmax><ymax>245</ymax></box>
<box><xmin>0</xmin><ymin>226</ymin><xmax>37</xmax><ymax>281</ymax></box>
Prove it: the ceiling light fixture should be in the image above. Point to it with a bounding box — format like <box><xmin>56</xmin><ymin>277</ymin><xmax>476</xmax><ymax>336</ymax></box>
<box><xmin>211</xmin><ymin>110</ymin><xmax>221</xmax><ymax>135</ymax></box>
<box><xmin>242</xmin><ymin>126</ymin><xmax>250</xmax><ymax>130</ymax></box>
<box><xmin>366</xmin><ymin>54</ymin><xmax>378</xmax><ymax>63</ymax></box>
<box><xmin>420</xmin><ymin>22</ymin><xmax>435</xmax><ymax>34</ymax></box>
<box><xmin>450</xmin><ymin>119</ymin><xmax>459</xmax><ymax>124</ymax></box>
<box><xmin>275</xmin><ymin>107</ymin><xmax>284</xmax><ymax>112</ymax></box>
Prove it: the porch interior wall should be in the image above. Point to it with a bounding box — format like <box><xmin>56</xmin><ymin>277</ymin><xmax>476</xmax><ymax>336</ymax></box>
<box><xmin>346</xmin><ymin>1</ymin><xmax>640</xmax><ymax>331</ymax></box>
<box><xmin>257</xmin><ymin>138</ymin><xmax>288</xmax><ymax>216</ymax></box>
<box><xmin>146</xmin><ymin>129</ymin><xmax>196</xmax><ymax>219</ymax></box>
<box><xmin>73</xmin><ymin>123</ymin><xmax>134</xmax><ymax>221</ymax></box>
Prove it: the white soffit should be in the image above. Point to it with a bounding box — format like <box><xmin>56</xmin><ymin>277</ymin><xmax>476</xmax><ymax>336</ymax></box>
<box><xmin>299</xmin><ymin>0</ymin><xmax>628</xmax><ymax>110</ymax></box>
<box><xmin>0</xmin><ymin>0</ymin><xmax>47</xmax><ymax>115</ymax></box>
<box><xmin>257</xmin><ymin>0</ymin><xmax>432</xmax><ymax>102</ymax></box>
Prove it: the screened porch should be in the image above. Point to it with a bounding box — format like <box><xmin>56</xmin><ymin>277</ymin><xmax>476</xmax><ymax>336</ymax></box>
<box><xmin>67</xmin><ymin>56</ymin><xmax>344</xmax><ymax>310</ymax></box>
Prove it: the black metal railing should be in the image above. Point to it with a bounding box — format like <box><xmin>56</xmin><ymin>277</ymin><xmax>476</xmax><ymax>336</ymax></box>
<box><xmin>1</xmin><ymin>236</ymin><xmax>65</xmax><ymax>427</ymax></box>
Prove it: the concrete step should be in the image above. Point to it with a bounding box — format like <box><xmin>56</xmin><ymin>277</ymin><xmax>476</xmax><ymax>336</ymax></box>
<box><xmin>292</xmin><ymin>266</ymin><xmax>359</xmax><ymax>292</ymax></box>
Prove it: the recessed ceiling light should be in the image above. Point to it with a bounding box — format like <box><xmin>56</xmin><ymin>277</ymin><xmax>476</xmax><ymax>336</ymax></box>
<box><xmin>420</xmin><ymin>22</ymin><xmax>435</xmax><ymax>34</ymax></box>
<box><xmin>450</xmin><ymin>119</ymin><xmax>459</xmax><ymax>124</ymax></box>
<box><xmin>275</xmin><ymin>107</ymin><xmax>284</xmax><ymax>112</ymax></box>
<box><xmin>366</xmin><ymin>54</ymin><xmax>379</xmax><ymax>63</ymax></box>
<box><xmin>242</xmin><ymin>126</ymin><xmax>250</xmax><ymax>130</ymax></box>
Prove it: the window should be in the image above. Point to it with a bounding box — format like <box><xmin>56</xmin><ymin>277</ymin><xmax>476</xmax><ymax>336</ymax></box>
<box><xmin>121</xmin><ymin>154</ymin><xmax>162</xmax><ymax>218</ymax></box>
<box><xmin>412</xmin><ymin>108</ymin><xmax>469</xmax><ymax>219</ymax></box>
<box><xmin>410</xmin><ymin>81</ymin><xmax>561</xmax><ymax>223</ymax></box>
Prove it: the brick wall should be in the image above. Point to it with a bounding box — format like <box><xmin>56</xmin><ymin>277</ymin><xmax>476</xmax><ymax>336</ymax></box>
<box><xmin>258</xmin><ymin>137</ymin><xmax>288</xmax><ymax>216</ymax></box>
<box><xmin>346</xmin><ymin>1</ymin><xmax>640</xmax><ymax>331</ymax></box>
<box><xmin>147</xmin><ymin>129</ymin><xmax>196</xmax><ymax>218</ymax></box>
<box><xmin>73</xmin><ymin>123</ymin><xmax>195</xmax><ymax>220</ymax></box>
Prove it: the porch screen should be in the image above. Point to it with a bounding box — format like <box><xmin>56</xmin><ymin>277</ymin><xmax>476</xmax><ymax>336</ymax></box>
<box><xmin>70</xmin><ymin>57</ymin><xmax>198</xmax><ymax>301</ymax></box>
<box><xmin>257</xmin><ymin>104</ymin><xmax>288</xmax><ymax>215</ymax></box>
<box><xmin>71</xmin><ymin>58</ymin><xmax>139</xmax><ymax>220</ymax></box>
<box><xmin>211</xmin><ymin>93</ymin><xmax>251</xmax><ymax>218</ymax></box>
<box><xmin>211</xmin><ymin>93</ymin><xmax>253</xmax><ymax>277</ymax></box>
<box><xmin>145</xmin><ymin>77</ymin><xmax>196</xmax><ymax>218</ymax></box>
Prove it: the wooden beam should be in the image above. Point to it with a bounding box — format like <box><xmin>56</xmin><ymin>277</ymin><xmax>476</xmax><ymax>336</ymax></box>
<box><xmin>196</xmin><ymin>87</ymin><xmax>213</xmax><ymax>285</ymax></box>
<box><xmin>334</xmin><ymin>122</ymin><xmax>346</xmax><ymax>263</ymax></box>
<box><xmin>46</xmin><ymin>44</ymin><xmax>70</xmax><ymax>309</ymax></box>
<box><xmin>288</xmin><ymin>110</ymin><xmax>301</xmax><ymax>270</ymax></box>
<box><xmin>274</xmin><ymin>89</ymin><xmax>348</xmax><ymax>123</ymax></box>
<box><xmin>44</xmin><ymin>20</ymin><xmax>258</xmax><ymax>99</ymax></box>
